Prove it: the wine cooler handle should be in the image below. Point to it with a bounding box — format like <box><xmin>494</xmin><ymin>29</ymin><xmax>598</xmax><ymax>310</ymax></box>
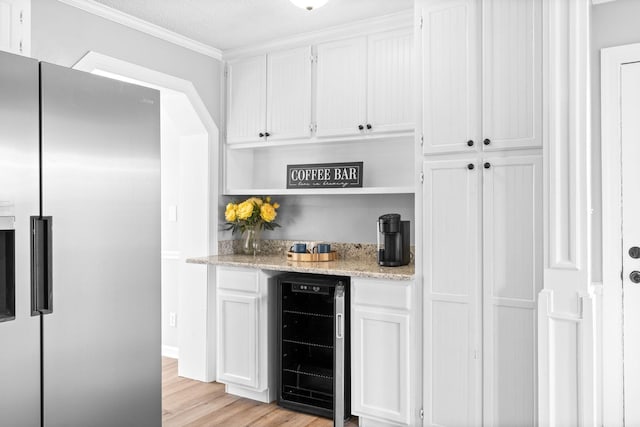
<box><xmin>31</xmin><ymin>216</ymin><xmax>53</xmax><ymax>315</ymax></box>
<box><xmin>334</xmin><ymin>283</ymin><xmax>345</xmax><ymax>427</ymax></box>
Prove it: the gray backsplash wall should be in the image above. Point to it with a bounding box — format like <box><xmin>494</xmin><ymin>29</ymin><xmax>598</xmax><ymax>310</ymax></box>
<box><xmin>219</xmin><ymin>194</ymin><xmax>415</xmax><ymax>244</ymax></box>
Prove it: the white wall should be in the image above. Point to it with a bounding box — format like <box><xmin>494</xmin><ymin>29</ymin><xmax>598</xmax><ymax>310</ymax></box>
<box><xmin>591</xmin><ymin>0</ymin><xmax>640</xmax><ymax>282</ymax></box>
<box><xmin>219</xmin><ymin>194</ymin><xmax>415</xmax><ymax>244</ymax></box>
<box><xmin>161</xmin><ymin>113</ymin><xmax>180</xmax><ymax>350</ymax></box>
<box><xmin>30</xmin><ymin>0</ymin><xmax>222</xmax><ymax>125</ymax></box>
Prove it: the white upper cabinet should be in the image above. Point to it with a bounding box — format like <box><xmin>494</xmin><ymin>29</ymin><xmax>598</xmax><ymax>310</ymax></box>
<box><xmin>316</xmin><ymin>30</ymin><xmax>414</xmax><ymax>138</ymax></box>
<box><xmin>316</xmin><ymin>37</ymin><xmax>367</xmax><ymax>138</ymax></box>
<box><xmin>367</xmin><ymin>28</ymin><xmax>415</xmax><ymax>135</ymax></box>
<box><xmin>420</xmin><ymin>0</ymin><xmax>541</xmax><ymax>154</ymax></box>
<box><xmin>0</xmin><ymin>0</ymin><xmax>30</xmax><ymax>56</ymax></box>
<box><xmin>482</xmin><ymin>0</ymin><xmax>541</xmax><ymax>151</ymax></box>
<box><xmin>226</xmin><ymin>46</ymin><xmax>312</xmax><ymax>144</ymax></box>
<box><xmin>420</xmin><ymin>0</ymin><xmax>480</xmax><ymax>155</ymax></box>
<box><xmin>266</xmin><ymin>46</ymin><xmax>312</xmax><ymax>142</ymax></box>
<box><xmin>227</xmin><ymin>55</ymin><xmax>267</xmax><ymax>144</ymax></box>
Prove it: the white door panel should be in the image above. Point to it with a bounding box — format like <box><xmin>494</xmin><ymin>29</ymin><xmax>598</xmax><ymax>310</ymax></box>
<box><xmin>622</xmin><ymin>61</ymin><xmax>640</xmax><ymax>425</ymax></box>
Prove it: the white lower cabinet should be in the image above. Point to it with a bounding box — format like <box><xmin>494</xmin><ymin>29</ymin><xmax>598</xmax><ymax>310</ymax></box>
<box><xmin>216</xmin><ymin>266</ymin><xmax>275</xmax><ymax>402</ymax></box>
<box><xmin>423</xmin><ymin>153</ymin><xmax>542</xmax><ymax>426</ymax></box>
<box><xmin>351</xmin><ymin>277</ymin><xmax>418</xmax><ymax>426</ymax></box>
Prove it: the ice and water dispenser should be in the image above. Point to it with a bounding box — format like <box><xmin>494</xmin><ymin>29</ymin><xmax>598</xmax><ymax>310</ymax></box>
<box><xmin>0</xmin><ymin>215</ymin><xmax>15</xmax><ymax>322</ymax></box>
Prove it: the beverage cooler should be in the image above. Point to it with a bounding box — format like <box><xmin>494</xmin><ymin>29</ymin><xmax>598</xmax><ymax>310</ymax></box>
<box><xmin>276</xmin><ymin>273</ymin><xmax>350</xmax><ymax>425</ymax></box>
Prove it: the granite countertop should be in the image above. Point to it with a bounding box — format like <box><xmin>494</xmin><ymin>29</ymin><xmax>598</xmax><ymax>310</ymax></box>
<box><xmin>186</xmin><ymin>240</ymin><xmax>414</xmax><ymax>281</ymax></box>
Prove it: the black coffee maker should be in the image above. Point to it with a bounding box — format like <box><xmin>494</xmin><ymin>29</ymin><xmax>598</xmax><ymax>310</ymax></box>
<box><xmin>377</xmin><ymin>213</ymin><xmax>410</xmax><ymax>267</ymax></box>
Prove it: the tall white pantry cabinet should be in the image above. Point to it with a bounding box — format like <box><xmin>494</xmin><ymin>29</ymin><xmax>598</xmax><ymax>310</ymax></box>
<box><xmin>417</xmin><ymin>0</ymin><xmax>542</xmax><ymax>426</ymax></box>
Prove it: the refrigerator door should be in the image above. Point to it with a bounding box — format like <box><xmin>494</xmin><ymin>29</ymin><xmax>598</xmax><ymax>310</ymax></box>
<box><xmin>40</xmin><ymin>63</ymin><xmax>161</xmax><ymax>426</ymax></box>
<box><xmin>0</xmin><ymin>51</ymin><xmax>41</xmax><ymax>426</ymax></box>
<box><xmin>334</xmin><ymin>282</ymin><xmax>345</xmax><ymax>427</ymax></box>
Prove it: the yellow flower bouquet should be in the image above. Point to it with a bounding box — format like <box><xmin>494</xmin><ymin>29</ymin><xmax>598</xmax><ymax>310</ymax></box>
<box><xmin>224</xmin><ymin>196</ymin><xmax>280</xmax><ymax>254</ymax></box>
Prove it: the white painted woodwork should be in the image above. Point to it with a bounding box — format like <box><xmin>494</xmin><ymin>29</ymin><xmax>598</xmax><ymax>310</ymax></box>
<box><xmin>351</xmin><ymin>278</ymin><xmax>414</xmax><ymax>426</ymax></box>
<box><xmin>367</xmin><ymin>28</ymin><xmax>414</xmax><ymax>134</ymax></box>
<box><xmin>266</xmin><ymin>46</ymin><xmax>312</xmax><ymax>141</ymax></box>
<box><xmin>621</xmin><ymin>61</ymin><xmax>640</xmax><ymax>426</ymax></box>
<box><xmin>482</xmin><ymin>0</ymin><xmax>541</xmax><ymax>151</ymax></box>
<box><xmin>215</xmin><ymin>267</ymin><xmax>274</xmax><ymax>401</ymax></box>
<box><xmin>315</xmin><ymin>36</ymin><xmax>367</xmax><ymax>138</ymax></box>
<box><xmin>539</xmin><ymin>0</ymin><xmax>592</xmax><ymax>425</ymax></box>
<box><xmin>483</xmin><ymin>155</ymin><xmax>542</xmax><ymax>426</ymax></box>
<box><xmin>217</xmin><ymin>291</ymin><xmax>259</xmax><ymax>388</ymax></box>
<box><xmin>600</xmin><ymin>43</ymin><xmax>640</xmax><ymax>427</ymax></box>
<box><xmin>0</xmin><ymin>0</ymin><xmax>29</xmax><ymax>56</ymax></box>
<box><xmin>226</xmin><ymin>55</ymin><xmax>267</xmax><ymax>144</ymax></box>
<box><xmin>420</xmin><ymin>0</ymin><xmax>480</xmax><ymax>155</ymax></box>
<box><xmin>422</xmin><ymin>158</ymin><xmax>481</xmax><ymax>426</ymax></box>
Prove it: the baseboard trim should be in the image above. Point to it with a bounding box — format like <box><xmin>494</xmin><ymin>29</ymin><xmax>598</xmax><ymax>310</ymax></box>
<box><xmin>162</xmin><ymin>345</ymin><xmax>179</xmax><ymax>359</ymax></box>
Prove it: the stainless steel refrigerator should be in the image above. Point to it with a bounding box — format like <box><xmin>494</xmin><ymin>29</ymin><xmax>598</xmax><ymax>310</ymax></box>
<box><xmin>0</xmin><ymin>50</ymin><xmax>161</xmax><ymax>426</ymax></box>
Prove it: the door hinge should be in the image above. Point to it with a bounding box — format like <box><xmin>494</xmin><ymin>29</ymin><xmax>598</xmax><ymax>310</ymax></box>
<box><xmin>420</xmin><ymin>172</ymin><xmax>424</xmax><ymax>183</ymax></box>
<box><xmin>19</xmin><ymin>10</ymin><xmax>24</xmax><ymax>24</ymax></box>
<box><xmin>420</xmin><ymin>408</ymin><xmax>424</xmax><ymax>419</ymax></box>
<box><xmin>473</xmin><ymin>350</ymin><xmax>479</xmax><ymax>360</ymax></box>
<box><xmin>419</xmin><ymin>16</ymin><xmax>423</xmax><ymax>29</ymax></box>
<box><xmin>311</xmin><ymin>54</ymin><xmax>318</xmax><ymax>63</ymax></box>
<box><xmin>309</xmin><ymin>123</ymin><xmax>317</xmax><ymax>133</ymax></box>
<box><xmin>420</xmin><ymin>134</ymin><xmax>424</xmax><ymax>146</ymax></box>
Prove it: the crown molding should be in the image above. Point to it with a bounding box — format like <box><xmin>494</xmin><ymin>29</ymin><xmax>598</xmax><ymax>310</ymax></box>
<box><xmin>56</xmin><ymin>0</ymin><xmax>222</xmax><ymax>60</ymax></box>
<box><xmin>222</xmin><ymin>9</ymin><xmax>414</xmax><ymax>61</ymax></box>
<box><xmin>592</xmin><ymin>0</ymin><xmax>617</xmax><ymax>4</ymax></box>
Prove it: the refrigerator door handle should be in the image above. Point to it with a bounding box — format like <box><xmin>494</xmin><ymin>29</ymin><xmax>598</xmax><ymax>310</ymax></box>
<box><xmin>30</xmin><ymin>216</ymin><xmax>52</xmax><ymax>315</ymax></box>
<box><xmin>334</xmin><ymin>282</ymin><xmax>345</xmax><ymax>427</ymax></box>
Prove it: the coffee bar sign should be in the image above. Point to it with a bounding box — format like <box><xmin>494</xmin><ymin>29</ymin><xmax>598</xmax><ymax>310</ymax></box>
<box><xmin>287</xmin><ymin>162</ymin><xmax>363</xmax><ymax>189</ymax></box>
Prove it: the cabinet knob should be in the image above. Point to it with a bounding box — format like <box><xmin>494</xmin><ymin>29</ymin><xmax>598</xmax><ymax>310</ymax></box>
<box><xmin>467</xmin><ymin>140</ymin><xmax>474</xmax><ymax>147</ymax></box>
<box><xmin>630</xmin><ymin>247</ymin><xmax>640</xmax><ymax>259</ymax></box>
<box><xmin>259</xmin><ymin>132</ymin><xmax>265</xmax><ymax>138</ymax></box>
<box><xmin>366</xmin><ymin>124</ymin><xmax>372</xmax><ymax>130</ymax></box>
<box><xmin>484</xmin><ymin>162</ymin><xmax>491</xmax><ymax>169</ymax></box>
<box><xmin>631</xmin><ymin>271</ymin><xmax>640</xmax><ymax>284</ymax></box>
<box><xmin>358</xmin><ymin>124</ymin><xmax>364</xmax><ymax>131</ymax></box>
<box><xmin>265</xmin><ymin>132</ymin><xmax>271</xmax><ymax>137</ymax></box>
<box><xmin>467</xmin><ymin>163</ymin><xmax>475</xmax><ymax>170</ymax></box>
<box><xmin>483</xmin><ymin>138</ymin><xmax>491</xmax><ymax>146</ymax></box>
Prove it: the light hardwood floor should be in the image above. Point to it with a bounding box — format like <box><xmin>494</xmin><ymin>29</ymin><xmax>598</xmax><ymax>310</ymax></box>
<box><xmin>162</xmin><ymin>357</ymin><xmax>358</xmax><ymax>426</ymax></box>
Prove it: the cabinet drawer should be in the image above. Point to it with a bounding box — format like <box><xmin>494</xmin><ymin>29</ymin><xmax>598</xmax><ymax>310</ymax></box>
<box><xmin>352</xmin><ymin>278</ymin><xmax>412</xmax><ymax>311</ymax></box>
<box><xmin>216</xmin><ymin>266</ymin><xmax>260</xmax><ymax>293</ymax></box>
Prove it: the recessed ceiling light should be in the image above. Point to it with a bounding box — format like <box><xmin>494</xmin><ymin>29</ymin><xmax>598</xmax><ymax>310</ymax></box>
<box><xmin>289</xmin><ymin>0</ymin><xmax>329</xmax><ymax>11</ymax></box>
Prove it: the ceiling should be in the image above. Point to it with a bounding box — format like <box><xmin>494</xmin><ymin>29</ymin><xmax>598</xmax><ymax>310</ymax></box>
<box><xmin>91</xmin><ymin>0</ymin><xmax>413</xmax><ymax>51</ymax></box>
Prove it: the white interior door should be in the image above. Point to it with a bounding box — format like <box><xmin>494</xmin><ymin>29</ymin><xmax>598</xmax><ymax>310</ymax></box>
<box><xmin>622</xmin><ymin>60</ymin><xmax>640</xmax><ymax>426</ymax></box>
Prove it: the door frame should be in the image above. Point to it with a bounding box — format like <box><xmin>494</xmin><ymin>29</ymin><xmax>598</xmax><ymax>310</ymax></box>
<box><xmin>601</xmin><ymin>42</ymin><xmax>640</xmax><ymax>426</ymax></box>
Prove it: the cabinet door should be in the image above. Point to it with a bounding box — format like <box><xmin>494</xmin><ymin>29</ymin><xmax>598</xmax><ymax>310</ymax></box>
<box><xmin>316</xmin><ymin>37</ymin><xmax>367</xmax><ymax>138</ymax></box>
<box><xmin>217</xmin><ymin>291</ymin><xmax>259</xmax><ymax>388</ymax></box>
<box><xmin>226</xmin><ymin>55</ymin><xmax>267</xmax><ymax>144</ymax></box>
<box><xmin>0</xmin><ymin>0</ymin><xmax>29</xmax><ymax>56</ymax></box>
<box><xmin>266</xmin><ymin>46</ymin><xmax>312</xmax><ymax>141</ymax></box>
<box><xmin>367</xmin><ymin>28</ymin><xmax>414</xmax><ymax>134</ymax></box>
<box><xmin>482</xmin><ymin>155</ymin><xmax>542</xmax><ymax>426</ymax></box>
<box><xmin>419</xmin><ymin>0</ymin><xmax>480</xmax><ymax>154</ymax></box>
<box><xmin>422</xmin><ymin>159</ymin><xmax>482</xmax><ymax>426</ymax></box>
<box><xmin>482</xmin><ymin>0</ymin><xmax>541</xmax><ymax>151</ymax></box>
<box><xmin>351</xmin><ymin>306</ymin><xmax>410</xmax><ymax>425</ymax></box>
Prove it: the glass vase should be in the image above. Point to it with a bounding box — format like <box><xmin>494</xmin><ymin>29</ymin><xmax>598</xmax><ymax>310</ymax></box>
<box><xmin>241</xmin><ymin>226</ymin><xmax>262</xmax><ymax>255</ymax></box>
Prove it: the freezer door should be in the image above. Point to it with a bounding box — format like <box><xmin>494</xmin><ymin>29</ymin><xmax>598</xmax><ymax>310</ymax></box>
<box><xmin>0</xmin><ymin>51</ymin><xmax>41</xmax><ymax>426</ymax></box>
<box><xmin>40</xmin><ymin>63</ymin><xmax>161</xmax><ymax>427</ymax></box>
